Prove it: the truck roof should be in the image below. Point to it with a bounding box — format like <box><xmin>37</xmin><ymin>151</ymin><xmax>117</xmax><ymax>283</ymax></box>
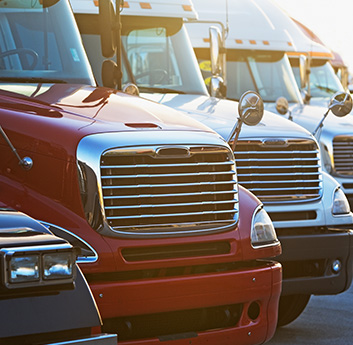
<box><xmin>287</xmin><ymin>17</ymin><xmax>334</xmax><ymax>60</ymax></box>
<box><xmin>71</xmin><ymin>0</ymin><xmax>197</xmax><ymax>19</ymax></box>
<box><xmin>188</xmin><ymin>0</ymin><xmax>297</xmax><ymax>52</ymax></box>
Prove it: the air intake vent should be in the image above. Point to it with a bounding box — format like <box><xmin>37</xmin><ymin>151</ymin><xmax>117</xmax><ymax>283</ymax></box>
<box><xmin>234</xmin><ymin>139</ymin><xmax>322</xmax><ymax>204</ymax></box>
<box><xmin>100</xmin><ymin>145</ymin><xmax>238</xmax><ymax>236</ymax></box>
<box><xmin>333</xmin><ymin>136</ymin><xmax>353</xmax><ymax>175</ymax></box>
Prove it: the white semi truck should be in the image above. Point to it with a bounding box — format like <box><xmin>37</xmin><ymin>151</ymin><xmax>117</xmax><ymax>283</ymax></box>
<box><xmin>186</xmin><ymin>0</ymin><xmax>353</xmax><ymax>213</ymax></box>
<box><xmin>72</xmin><ymin>0</ymin><xmax>353</xmax><ymax>326</ymax></box>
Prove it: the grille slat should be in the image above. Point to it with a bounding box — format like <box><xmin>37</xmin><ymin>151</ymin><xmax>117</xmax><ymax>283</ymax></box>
<box><xmin>102</xmin><ymin>180</ymin><xmax>237</xmax><ymax>190</ymax></box>
<box><xmin>241</xmin><ymin>179</ymin><xmax>321</xmax><ymax>185</ymax></box>
<box><xmin>101</xmin><ymin>170</ymin><xmax>236</xmax><ymax>179</ymax></box>
<box><xmin>106</xmin><ymin>209</ymin><xmax>237</xmax><ymax>220</ymax></box>
<box><xmin>101</xmin><ymin>161</ymin><xmax>233</xmax><ymax>169</ymax></box>
<box><xmin>105</xmin><ymin>199</ymin><xmax>237</xmax><ymax>210</ymax></box>
<box><xmin>333</xmin><ymin>136</ymin><xmax>353</xmax><ymax>175</ymax></box>
<box><xmin>234</xmin><ymin>139</ymin><xmax>322</xmax><ymax>204</ymax></box>
<box><xmin>100</xmin><ymin>145</ymin><xmax>238</xmax><ymax>235</ymax></box>
<box><xmin>104</xmin><ymin>190</ymin><xmax>236</xmax><ymax>200</ymax></box>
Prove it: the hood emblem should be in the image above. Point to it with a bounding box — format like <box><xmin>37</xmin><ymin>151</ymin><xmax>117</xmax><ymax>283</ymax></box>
<box><xmin>262</xmin><ymin>139</ymin><xmax>288</xmax><ymax>147</ymax></box>
<box><xmin>156</xmin><ymin>146</ymin><xmax>191</xmax><ymax>158</ymax></box>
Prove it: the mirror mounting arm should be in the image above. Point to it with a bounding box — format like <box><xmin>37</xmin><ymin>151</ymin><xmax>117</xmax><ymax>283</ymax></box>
<box><xmin>0</xmin><ymin>125</ymin><xmax>33</xmax><ymax>170</ymax></box>
<box><xmin>229</xmin><ymin>119</ymin><xmax>243</xmax><ymax>151</ymax></box>
<box><xmin>312</xmin><ymin>109</ymin><xmax>329</xmax><ymax>138</ymax></box>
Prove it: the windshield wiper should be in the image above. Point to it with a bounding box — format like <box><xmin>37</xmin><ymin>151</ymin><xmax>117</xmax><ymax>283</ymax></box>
<box><xmin>312</xmin><ymin>84</ymin><xmax>338</xmax><ymax>94</ymax></box>
<box><xmin>0</xmin><ymin>77</ymin><xmax>67</xmax><ymax>84</ymax></box>
<box><xmin>138</xmin><ymin>86</ymin><xmax>186</xmax><ymax>94</ymax></box>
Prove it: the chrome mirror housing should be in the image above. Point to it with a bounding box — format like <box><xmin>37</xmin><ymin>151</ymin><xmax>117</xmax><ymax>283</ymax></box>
<box><xmin>209</xmin><ymin>26</ymin><xmax>222</xmax><ymax>76</ymax></box>
<box><xmin>328</xmin><ymin>92</ymin><xmax>353</xmax><ymax>117</ymax></box>
<box><xmin>238</xmin><ymin>91</ymin><xmax>264</xmax><ymax>126</ymax></box>
<box><xmin>122</xmin><ymin>83</ymin><xmax>140</xmax><ymax>96</ymax></box>
<box><xmin>276</xmin><ymin>97</ymin><xmax>289</xmax><ymax>115</ymax></box>
<box><xmin>209</xmin><ymin>76</ymin><xmax>225</xmax><ymax>98</ymax></box>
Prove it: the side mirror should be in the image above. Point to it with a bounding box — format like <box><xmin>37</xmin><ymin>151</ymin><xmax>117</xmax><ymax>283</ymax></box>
<box><xmin>299</xmin><ymin>54</ymin><xmax>309</xmax><ymax>89</ymax></box>
<box><xmin>209</xmin><ymin>76</ymin><xmax>225</xmax><ymax>98</ymax></box>
<box><xmin>329</xmin><ymin>92</ymin><xmax>353</xmax><ymax>117</ymax></box>
<box><xmin>227</xmin><ymin>91</ymin><xmax>264</xmax><ymax>150</ymax></box>
<box><xmin>99</xmin><ymin>0</ymin><xmax>117</xmax><ymax>58</ymax></box>
<box><xmin>275</xmin><ymin>97</ymin><xmax>289</xmax><ymax>115</ymax></box>
<box><xmin>340</xmin><ymin>67</ymin><xmax>349</xmax><ymax>91</ymax></box>
<box><xmin>209</xmin><ymin>26</ymin><xmax>222</xmax><ymax>76</ymax></box>
<box><xmin>238</xmin><ymin>91</ymin><xmax>264</xmax><ymax>126</ymax></box>
<box><xmin>313</xmin><ymin>92</ymin><xmax>352</xmax><ymax>138</ymax></box>
<box><xmin>102</xmin><ymin>60</ymin><xmax>119</xmax><ymax>88</ymax></box>
<box><xmin>122</xmin><ymin>83</ymin><xmax>140</xmax><ymax>96</ymax></box>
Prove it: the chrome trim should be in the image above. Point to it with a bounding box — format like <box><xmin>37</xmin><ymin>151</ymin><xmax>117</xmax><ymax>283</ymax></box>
<box><xmin>49</xmin><ymin>334</ymin><xmax>118</xmax><ymax>345</ymax></box>
<box><xmin>1</xmin><ymin>243</ymin><xmax>72</xmax><ymax>254</ymax></box>
<box><xmin>76</xmin><ymin>131</ymin><xmax>239</xmax><ymax>238</ymax></box>
<box><xmin>39</xmin><ymin>221</ymin><xmax>98</xmax><ymax>264</ymax></box>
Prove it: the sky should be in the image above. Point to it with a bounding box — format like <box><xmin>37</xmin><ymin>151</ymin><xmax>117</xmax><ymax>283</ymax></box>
<box><xmin>272</xmin><ymin>0</ymin><xmax>353</xmax><ymax>72</ymax></box>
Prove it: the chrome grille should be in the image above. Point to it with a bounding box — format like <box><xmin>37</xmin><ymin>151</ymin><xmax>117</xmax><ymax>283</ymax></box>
<box><xmin>234</xmin><ymin>139</ymin><xmax>322</xmax><ymax>204</ymax></box>
<box><xmin>333</xmin><ymin>136</ymin><xmax>353</xmax><ymax>175</ymax></box>
<box><xmin>100</xmin><ymin>145</ymin><xmax>238</xmax><ymax>235</ymax></box>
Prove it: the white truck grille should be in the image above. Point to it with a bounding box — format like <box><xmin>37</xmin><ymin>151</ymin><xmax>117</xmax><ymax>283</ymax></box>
<box><xmin>333</xmin><ymin>136</ymin><xmax>353</xmax><ymax>175</ymax></box>
<box><xmin>234</xmin><ymin>139</ymin><xmax>322</xmax><ymax>204</ymax></box>
<box><xmin>100</xmin><ymin>145</ymin><xmax>238</xmax><ymax>235</ymax></box>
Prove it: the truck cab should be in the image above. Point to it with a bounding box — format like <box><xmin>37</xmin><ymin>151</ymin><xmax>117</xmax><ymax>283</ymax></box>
<box><xmin>0</xmin><ymin>0</ymin><xmax>282</xmax><ymax>344</ymax></box>
<box><xmin>0</xmin><ymin>207</ymin><xmax>117</xmax><ymax>345</ymax></box>
<box><xmin>73</xmin><ymin>0</ymin><xmax>353</xmax><ymax>327</ymax></box>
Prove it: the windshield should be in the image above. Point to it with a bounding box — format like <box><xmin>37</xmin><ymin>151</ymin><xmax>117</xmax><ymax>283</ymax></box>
<box><xmin>196</xmin><ymin>48</ymin><xmax>302</xmax><ymax>103</ymax></box>
<box><xmin>121</xmin><ymin>22</ymin><xmax>208</xmax><ymax>95</ymax></box>
<box><xmin>0</xmin><ymin>0</ymin><xmax>95</xmax><ymax>85</ymax></box>
<box><xmin>79</xmin><ymin>15</ymin><xmax>208</xmax><ymax>95</ymax></box>
<box><xmin>290</xmin><ymin>58</ymin><xmax>344</xmax><ymax>98</ymax></box>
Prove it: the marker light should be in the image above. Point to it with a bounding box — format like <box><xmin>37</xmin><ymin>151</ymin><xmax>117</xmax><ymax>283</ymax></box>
<box><xmin>332</xmin><ymin>188</ymin><xmax>351</xmax><ymax>215</ymax></box>
<box><xmin>251</xmin><ymin>207</ymin><xmax>278</xmax><ymax>247</ymax></box>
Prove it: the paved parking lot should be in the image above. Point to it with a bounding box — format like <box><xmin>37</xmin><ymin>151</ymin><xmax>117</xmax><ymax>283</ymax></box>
<box><xmin>268</xmin><ymin>283</ymin><xmax>353</xmax><ymax>344</ymax></box>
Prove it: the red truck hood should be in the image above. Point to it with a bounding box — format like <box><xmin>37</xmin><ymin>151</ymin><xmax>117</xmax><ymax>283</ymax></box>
<box><xmin>0</xmin><ymin>84</ymin><xmax>214</xmax><ymax>160</ymax></box>
<box><xmin>0</xmin><ymin>84</ymin><xmax>212</xmax><ymax>132</ymax></box>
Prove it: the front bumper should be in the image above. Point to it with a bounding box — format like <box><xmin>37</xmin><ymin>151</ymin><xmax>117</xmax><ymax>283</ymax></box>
<box><xmin>278</xmin><ymin>229</ymin><xmax>353</xmax><ymax>295</ymax></box>
<box><xmin>88</xmin><ymin>261</ymin><xmax>282</xmax><ymax>345</ymax></box>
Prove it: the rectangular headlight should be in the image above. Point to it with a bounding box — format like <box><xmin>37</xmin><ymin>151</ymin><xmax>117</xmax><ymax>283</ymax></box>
<box><xmin>1</xmin><ymin>244</ymin><xmax>75</xmax><ymax>289</ymax></box>
<box><xmin>43</xmin><ymin>252</ymin><xmax>74</xmax><ymax>280</ymax></box>
<box><xmin>9</xmin><ymin>255</ymin><xmax>40</xmax><ymax>283</ymax></box>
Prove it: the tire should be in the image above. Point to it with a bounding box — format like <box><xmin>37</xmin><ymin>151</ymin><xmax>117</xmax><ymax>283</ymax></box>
<box><xmin>277</xmin><ymin>294</ymin><xmax>311</xmax><ymax>327</ymax></box>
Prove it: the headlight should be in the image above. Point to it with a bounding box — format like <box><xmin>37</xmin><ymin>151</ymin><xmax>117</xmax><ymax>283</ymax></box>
<box><xmin>332</xmin><ymin>188</ymin><xmax>351</xmax><ymax>215</ymax></box>
<box><xmin>1</xmin><ymin>244</ymin><xmax>75</xmax><ymax>289</ymax></box>
<box><xmin>10</xmin><ymin>255</ymin><xmax>40</xmax><ymax>283</ymax></box>
<box><xmin>251</xmin><ymin>207</ymin><xmax>278</xmax><ymax>247</ymax></box>
<box><xmin>43</xmin><ymin>252</ymin><xmax>74</xmax><ymax>280</ymax></box>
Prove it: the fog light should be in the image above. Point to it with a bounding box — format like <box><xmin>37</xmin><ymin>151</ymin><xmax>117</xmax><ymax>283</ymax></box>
<box><xmin>332</xmin><ymin>259</ymin><xmax>342</xmax><ymax>273</ymax></box>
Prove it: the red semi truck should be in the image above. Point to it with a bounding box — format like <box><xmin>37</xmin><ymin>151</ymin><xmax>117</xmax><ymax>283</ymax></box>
<box><xmin>0</xmin><ymin>0</ymin><xmax>281</xmax><ymax>344</ymax></box>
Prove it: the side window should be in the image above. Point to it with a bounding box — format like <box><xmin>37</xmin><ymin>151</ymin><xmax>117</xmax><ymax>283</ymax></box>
<box><xmin>8</xmin><ymin>12</ymin><xmax>62</xmax><ymax>71</ymax></box>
